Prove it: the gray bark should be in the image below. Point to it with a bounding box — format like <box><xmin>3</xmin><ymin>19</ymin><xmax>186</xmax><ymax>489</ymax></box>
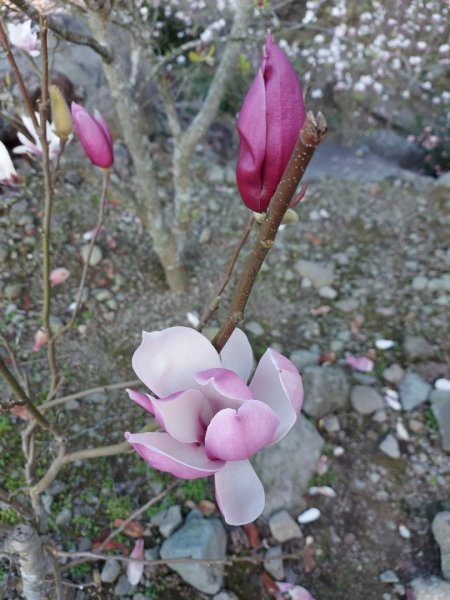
<box><xmin>87</xmin><ymin>10</ymin><xmax>187</xmax><ymax>291</ymax></box>
<box><xmin>7</xmin><ymin>524</ymin><xmax>51</xmax><ymax>600</ymax></box>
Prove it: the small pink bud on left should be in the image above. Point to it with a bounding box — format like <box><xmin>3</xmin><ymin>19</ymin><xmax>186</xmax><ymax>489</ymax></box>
<box><xmin>127</xmin><ymin>538</ymin><xmax>144</xmax><ymax>585</ymax></box>
<box><xmin>50</xmin><ymin>267</ymin><xmax>70</xmax><ymax>287</ymax></box>
<box><xmin>71</xmin><ymin>102</ymin><xmax>114</xmax><ymax>169</ymax></box>
<box><xmin>32</xmin><ymin>329</ymin><xmax>47</xmax><ymax>352</ymax></box>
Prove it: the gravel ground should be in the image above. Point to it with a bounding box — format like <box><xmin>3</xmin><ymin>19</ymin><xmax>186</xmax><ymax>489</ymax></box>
<box><xmin>1</xmin><ymin>146</ymin><xmax>449</xmax><ymax>599</ymax></box>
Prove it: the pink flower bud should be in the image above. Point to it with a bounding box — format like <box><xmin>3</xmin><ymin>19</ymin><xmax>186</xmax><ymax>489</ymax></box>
<box><xmin>236</xmin><ymin>32</ymin><xmax>306</xmax><ymax>213</ymax></box>
<box><xmin>126</xmin><ymin>538</ymin><xmax>144</xmax><ymax>585</ymax></box>
<box><xmin>71</xmin><ymin>102</ymin><xmax>114</xmax><ymax>168</ymax></box>
<box><xmin>32</xmin><ymin>329</ymin><xmax>47</xmax><ymax>352</ymax></box>
<box><xmin>49</xmin><ymin>267</ymin><xmax>70</xmax><ymax>287</ymax></box>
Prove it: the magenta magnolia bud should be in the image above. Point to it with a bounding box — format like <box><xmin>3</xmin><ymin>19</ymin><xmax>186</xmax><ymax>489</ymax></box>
<box><xmin>71</xmin><ymin>102</ymin><xmax>114</xmax><ymax>168</ymax></box>
<box><xmin>236</xmin><ymin>32</ymin><xmax>306</xmax><ymax>213</ymax></box>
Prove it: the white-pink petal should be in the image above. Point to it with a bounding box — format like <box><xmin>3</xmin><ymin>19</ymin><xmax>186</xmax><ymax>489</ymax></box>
<box><xmin>220</xmin><ymin>328</ymin><xmax>254</xmax><ymax>382</ymax></box>
<box><xmin>214</xmin><ymin>460</ymin><xmax>265</xmax><ymax>525</ymax></box>
<box><xmin>249</xmin><ymin>348</ymin><xmax>303</xmax><ymax>444</ymax></box>
<box><xmin>195</xmin><ymin>368</ymin><xmax>252</xmax><ymax>414</ymax></box>
<box><xmin>32</xmin><ymin>329</ymin><xmax>47</xmax><ymax>352</ymax></box>
<box><xmin>132</xmin><ymin>327</ymin><xmax>221</xmax><ymax>397</ymax></box>
<box><xmin>49</xmin><ymin>267</ymin><xmax>70</xmax><ymax>287</ymax></box>
<box><xmin>125</xmin><ymin>431</ymin><xmax>224</xmax><ymax>479</ymax></box>
<box><xmin>127</xmin><ymin>538</ymin><xmax>144</xmax><ymax>585</ymax></box>
<box><xmin>151</xmin><ymin>389</ymin><xmax>213</xmax><ymax>444</ymax></box>
<box><xmin>205</xmin><ymin>400</ymin><xmax>279</xmax><ymax>461</ymax></box>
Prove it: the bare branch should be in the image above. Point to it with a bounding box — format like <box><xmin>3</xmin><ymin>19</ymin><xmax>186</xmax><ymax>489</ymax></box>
<box><xmin>7</xmin><ymin>0</ymin><xmax>113</xmax><ymax>62</ymax></box>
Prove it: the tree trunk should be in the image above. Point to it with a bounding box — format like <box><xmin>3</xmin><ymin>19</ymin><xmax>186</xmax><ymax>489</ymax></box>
<box><xmin>87</xmin><ymin>10</ymin><xmax>187</xmax><ymax>291</ymax></box>
<box><xmin>7</xmin><ymin>524</ymin><xmax>51</xmax><ymax>600</ymax></box>
<box><xmin>172</xmin><ymin>0</ymin><xmax>253</xmax><ymax>234</ymax></box>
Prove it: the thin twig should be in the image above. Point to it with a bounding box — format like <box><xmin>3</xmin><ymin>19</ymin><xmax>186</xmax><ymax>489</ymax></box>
<box><xmin>54</xmin><ymin>169</ymin><xmax>111</xmax><ymax>342</ymax></box>
<box><xmin>30</xmin><ymin>421</ymin><xmax>158</xmax><ymax>497</ymax></box>
<box><xmin>0</xmin><ymin>334</ymin><xmax>29</xmax><ymax>396</ymax></box>
<box><xmin>40</xmin><ymin>379</ymin><xmax>140</xmax><ymax>412</ymax></box>
<box><xmin>99</xmin><ymin>481</ymin><xmax>179</xmax><ymax>550</ymax></box>
<box><xmin>55</xmin><ymin>548</ymin><xmax>301</xmax><ymax>571</ymax></box>
<box><xmin>197</xmin><ymin>214</ymin><xmax>254</xmax><ymax>332</ymax></box>
<box><xmin>0</xmin><ymin>20</ymin><xmax>39</xmax><ymax>130</ymax></box>
<box><xmin>38</xmin><ymin>14</ymin><xmax>59</xmax><ymax>398</ymax></box>
<box><xmin>212</xmin><ymin>112</ymin><xmax>327</xmax><ymax>352</ymax></box>
<box><xmin>0</xmin><ymin>355</ymin><xmax>63</xmax><ymax>440</ymax></box>
<box><xmin>7</xmin><ymin>0</ymin><xmax>113</xmax><ymax>62</ymax></box>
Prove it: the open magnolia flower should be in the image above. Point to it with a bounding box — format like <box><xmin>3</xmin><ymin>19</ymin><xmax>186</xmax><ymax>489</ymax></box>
<box><xmin>13</xmin><ymin>113</ymin><xmax>62</xmax><ymax>160</ymax></box>
<box><xmin>125</xmin><ymin>326</ymin><xmax>303</xmax><ymax>525</ymax></box>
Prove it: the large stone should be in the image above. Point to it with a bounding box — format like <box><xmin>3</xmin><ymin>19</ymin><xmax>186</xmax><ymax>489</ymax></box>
<box><xmin>160</xmin><ymin>515</ymin><xmax>226</xmax><ymax>595</ymax></box>
<box><xmin>151</xmin><ymin>504</ymin><xmax>182</xmax><ymax>538</ymax></box>
<box><xmin>351</xmin><ymin>385</ymin><xmax>384</xmax><ymax>415</ymax></box>
<box><xmin>253</xmin><ymin>416</ymin><xmax>324</xmax><ymax>515</ymax></box>
<box><xmin>403</xmin><ymin>336</ymin><xmax>434</xmax><ymax>361</ymax></box>
<box><xmin>294</xmin><ymin>259</ymin><xmax>334</xmax><ymax>288</ymax></box>
<box><xmin>100</xmin><ymin>559</ymin><xmax>121</xmax><ymax>583</ymax></box>
<box><xmin>363</xmin><ymin>129</ymin><xmax>424</xmax><ymax>169</ymax></box>
<box><xmin>302</xmin><ymin>366</ymin><xmax>349</xmax><ymax>418</ymax></box>
<box><xmin>431</xmin><ymin>390</ymin><xmax>450</xmax><ymax>452</ymax></box>
<box><xmin>268</xmin><ymin>510</ymin><xmax>302</xmax><ymax>542</ymax></box>
<box><xmin>432</xmin><ymin>512</ymin><xmax>450</xmax><ymax>580</ymax></box>
<box><xmin>399</xmin><ymin>371</ymin><xmax>431</xmax><ymax>410</ymax></box>
<box><xmin>410</xmin><ymin>576</ymin><xmax>450</xmax><ymax>600</ymax></box>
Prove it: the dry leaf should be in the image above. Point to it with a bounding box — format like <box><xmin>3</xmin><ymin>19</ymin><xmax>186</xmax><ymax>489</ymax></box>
<box><xmin>242</xmin><ymin>523</ymin><xmax>260</xmax><ymax>549</ymax></box>
<box><xmin>113</xmin><ymin>519</ymin><xmax>144</xmax><ymax>538</ymax></box>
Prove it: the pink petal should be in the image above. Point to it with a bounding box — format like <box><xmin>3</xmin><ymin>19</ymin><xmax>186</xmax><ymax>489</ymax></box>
<box><xmin>288</xmin><ymin>586</ymin><xmax>316</xmax><ymax>600</ymax></box>
<box><xmin>125</xmin><ymin>431</ymin><xmax>224</xmax><ymax>479</ymax></box>
<box><xmin>260</xmin><ymin>32</ymin><xmax>305</xmax><ymax>209</ymax></box>
<box><xmin>345</xmin><ymin>355</ymin><xmax>374</xmax><ymax>372</ymax></box>
<box><xmin>49</xmin><ymin>267</ymin><xmax>70</xmax><ymax>287</ymax></box>
<box><xmin>127</xmin><ymin>538</ymin><xmax>144</xmax><ymax>585</ymax></box>
<box><xmin>249</xmin><ymin>348</ymin><xmax>303</xmax><ymax>444</ymax></box>
<box><xmin>32</xmin><ymin>329</ymin><xmax>47</xmax><ymax>352</ymax></box>
<box><xmin>220</xmin><ymin>328</ymin><xmax>253</xmax><ymax>382</ymax></box>
<box><xmin>151</xmin><ymin>389</ymin><xmax>213</xmax><ymax>444</ymax></box>
<box><xmin>94</xmin><ymin>109</ymin><xmax>113</xmax><ymax>147</ymax></box>
<box><xmin>71</xmin><ymin>102</ymin><xmax>113</xmax><ymax>168</ymax></box>
<box><xmin>214</xmin><ymin>460</ymin><xmax>265</xmax><ymax>525</ymax></box>
<box><xmin>132</xmin><ymin>327</ymin><xmax>221</xmax><ymax>398</ymax></box>
<box><xmin>195</xmin><ymin>368</ymin><xmax>252</xmax><ymax>413</ymax></box>
<box><xmin>205</xmin><ymin>400</ymin><xmax>279</xmax><ymax>461</ymax></box>
<box><xmin>126</xmin><ymin>388</ymin><xmax>167</xmax><ymax>428</ymax></box>
<box><xmin>236</xmin><ymin>67</ymin><xmax>267</xmax><ymax>212</ymax></box>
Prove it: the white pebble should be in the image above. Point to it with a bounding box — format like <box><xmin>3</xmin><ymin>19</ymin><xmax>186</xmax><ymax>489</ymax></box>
<box><xmin>375</xmin><ymin>339</ymin><xmax>396</xmax><ymax>350</ymax></box>
<box><xmin>333</xmin><ymin>446</ymin><xmax>345</xmax><ymax>457</ymax></box>
<box><xmin>297</xmin><ymin>508</ymin><xmax>321</xmax><ymax>524</ymax></box>
<box><xmin>435</xmin><ymin>378</ymin><xmax>450</xmax><ymax>391</ymax></box>
<box><xmin>308</xmin><ymin>486</ymin><xmax>337</xmax><ymax>498</ymax></box>
<box><xmin>398</xmin><ymin>524</ymin><xmax>411</xmax><ymax>539</ymax></box>
<box><xmin>396</xmin><ymin>420</ymin><xmax>410</xmax><ymax>441</ymax></box>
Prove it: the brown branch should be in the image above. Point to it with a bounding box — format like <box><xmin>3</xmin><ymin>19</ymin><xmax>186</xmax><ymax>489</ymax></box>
<box><xmin>0</xmin><ymin>19</ymin><xmax>39</xmax><ymax>130</ymax></box>
<box><xmin>0</xmin><ymin>334</ymin><xmax>29</xmax><ymax>396</ymax></box>
<box><xmin>197</xmin><ymin>214</ymin><xmax>254</xmax><ymax>332</ymax></box>
<box><xmin>212</xmin><ymin>111</ymin><xmax>327</xmax><ymax>352</ymax></box>
<box><xmin>7</xmin><ymin>0</ymin><xmax>113</xmax><ymax>62</ymax></box>
<box><xmin>38</xmin><ymin>14</ymin><xmax>60</xmax><ymax>398</ymax></box>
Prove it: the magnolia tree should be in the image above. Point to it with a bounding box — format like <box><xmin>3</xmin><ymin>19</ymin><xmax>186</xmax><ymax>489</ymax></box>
<box><xmin>0</xmin><ymin>6</ymin><xmax>325</xmax><ymax>598</ymax></box>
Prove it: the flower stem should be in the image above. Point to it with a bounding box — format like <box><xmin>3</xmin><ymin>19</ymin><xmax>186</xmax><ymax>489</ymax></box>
<box><xmin>197</xmin><ymin>214</ymin><xmax>254</xmax><ymax>332</ymax></box>
<box><xmin>212</xmin><ymin>112</ymin><xmax>327</xmax><ymax>353</ymax></box>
